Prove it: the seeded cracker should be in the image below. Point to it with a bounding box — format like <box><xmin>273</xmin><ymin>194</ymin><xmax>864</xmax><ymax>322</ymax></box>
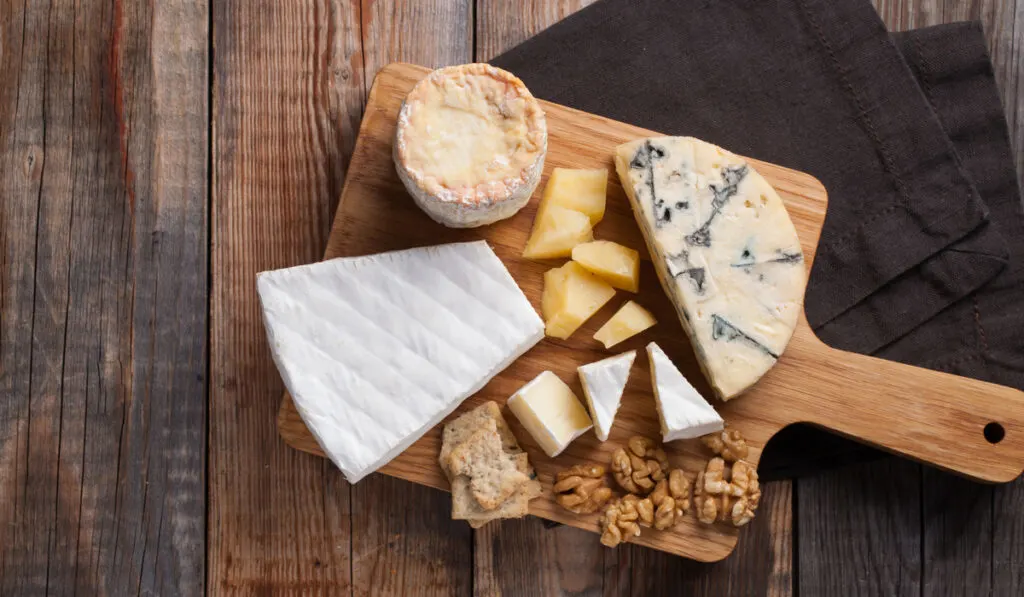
<box><xmin>452</xmin><ymin>453</ymin><xmax>542</xmax><ymax>528</ymax></box>
<box><xmin>440</xmin><ymin>402</ymin><xmax>522</xmax><ymax>481</ymax></box>
<box><xmin>448</xmin><ymin>422</ymin><xmax>530</xmax><ymax>510</ymax></box>
<box><xmin>441</xmin><ymin>401</ymin><xmax>540</xmax><ymax>526</ymax></box>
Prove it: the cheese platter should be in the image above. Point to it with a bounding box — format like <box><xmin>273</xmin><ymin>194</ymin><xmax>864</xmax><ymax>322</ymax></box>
<box><xmin>272</xmin><ymin>62</ymin><xmax>1024</xmax><ymax>562</ymax></box>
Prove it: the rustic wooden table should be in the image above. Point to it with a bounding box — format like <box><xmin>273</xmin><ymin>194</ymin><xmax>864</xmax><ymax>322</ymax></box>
<box><xmin>2</xmin><ymin>1</ymin><xmax>1022</xmax><ymax>595</ymax></box>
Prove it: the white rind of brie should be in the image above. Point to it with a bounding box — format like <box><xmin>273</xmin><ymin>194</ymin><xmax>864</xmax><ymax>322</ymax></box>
<box><xmin>646</xmin><ymin>342</ymin><xmax>724</xmax><ymax>442</ymax></box>
<box><xmin>578</xmin><ymin>351</ymin><xmax>636</xmax><ymax>441</ymax></box>
<box><xmin>257</xmin><ymin>241</ymin><xmax>544</xmax><ymax>482</ymax></box>
<box><xmin>394</xmin><ymin>63</ymin><xmax>548</xmax><ymax>228</ymax></box>
<box><xmin>507</xmin><ymin>371</ymin><xmax>593</xmax><ymax>457</ymax></box>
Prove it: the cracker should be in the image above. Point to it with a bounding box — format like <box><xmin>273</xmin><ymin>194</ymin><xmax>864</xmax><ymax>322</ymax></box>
<box><xmin>440</xmin><ymin>402</ymin><xmax>521</xmax><ymax>480</ymax></box>
<box><xmin>452</xmin><ymin>452</ymin><xmax>543</xmax><ymax>527</ymax></box>
<box><xmin>448</xmin><ymin>424</ymin><xmax>528</xmax><ymax>510</ymax></box>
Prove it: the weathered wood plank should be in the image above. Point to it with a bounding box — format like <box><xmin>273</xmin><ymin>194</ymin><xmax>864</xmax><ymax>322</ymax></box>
<box><xmin>994</xmin><ymin>480</ymin><xmax>1024</xmax><ymax>595</ymax></box>
<box><xmin>912</xmin><ymin>5</ymin><xmax>1019</xmax><ymax>595</ymax></box>
<box><xmin>0</xmin><ymin>2</ymin><xmax>51</xmax><ymax>592</ymax></box>
<box><xmin>798</xmin><ymin>459</ymin><xmax>922</xmax><ymax>596</ymax></box>
<box><xmin>618</xmin><ymin>481</ymin><xmax>792</xmax><ymax>597</ymax></box>
<box><xmin>470</xmin><ymin>3</ymin><xmax>609</xmax><ymax>595</ymax></box>
<box><xmin>800</xmin><ymin>2</ymin><xmax>1024</xmax><ymax>596</ymax></box>
<box><xmin>342</xmin><ymin>3</ymin><xmax>475</xmax><ymax>595</ymax></box>
<box><xmin>475</xmin><ymin>0</ymin><xmax>598</xmax><ymax>62</ymax></box>
<box><xmin>351</xmin><ymin>479</ymin><xmax>472</xmax><ymax>596</ymax></box>
<box><xmin>361</xmin><ymin>0</ymin><xmax>473</xmax><ymax>79</ymax></box>
<box><xmin>922</xmin><ymin>470</ymin><xmax>994</xmax><ymax>596</ymax></box>
<box><xmin>209</xmin><ymin>0</ymin><xmax>364</xmax><ymax>594</ymax></box>
<box><xmin>472</xmin><ymin>2</ymin><xmax>615</xmax><ymax>593</ymax></box>
<box><xmin>0</xmin><ymin>0</ymin><xmax>209</xmax><ymax>595</ymax></box>
<box><xmin>473</xmin><ymin>520</ymin><xmax>604</xmax><ymax>596</ymax></box>
<box><xmin>973</xmin><ymin>1</ymin><xmax>1024</xmax><ymax>593</ymax></box>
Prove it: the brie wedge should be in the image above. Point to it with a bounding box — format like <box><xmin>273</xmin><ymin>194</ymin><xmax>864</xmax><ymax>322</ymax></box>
<box><xmin>507</xmin><ymin>371</ymin><xmax>592</xmax><ymax>457</ymax></box>
<box><xmin>394</xmin><ymin>64</ymin><xmax>547</xmax><ymax>228</ymax></box>
<box><xmin>578</xmin><ymin>351</ymin><xmax>636</xmax><ymax>441</ymax></box>
<box><xmin>257</xmin><ymin>241</ymin><xmax>544</xmax><ymax>482</ymax></box>
<box><xmin>616</xmin><ymin>137</ymin><xmax>806</xmax><ymax>399</ymax></box>
<box><xmin>646</xmin><ymin>343</ymin><xmax>724</xmax><ymax>442</ymax></box>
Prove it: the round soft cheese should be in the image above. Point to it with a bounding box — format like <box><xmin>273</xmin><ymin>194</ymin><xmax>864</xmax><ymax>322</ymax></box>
<box><xmin>394</xmin><ymin>64</ymin><xmax>548</xmax><ymax>228</ymax></box>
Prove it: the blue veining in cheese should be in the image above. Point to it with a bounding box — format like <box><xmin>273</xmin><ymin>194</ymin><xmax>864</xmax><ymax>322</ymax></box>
<box><xmin>616</xmin><ymin>137</ymin><xmax>807</xmax><ymax>399</ymax></box>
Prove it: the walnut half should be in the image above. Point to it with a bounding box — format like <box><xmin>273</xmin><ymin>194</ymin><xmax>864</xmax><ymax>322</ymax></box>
<box><xmin>599</xmin><ymin>496</ymin><xmax>642</xmax><ymax>548</ymax></box>
<box><xmin>701</xmin><ymin>428</ymin><xmax>749</xmax><ymax>463</ymax></box>
<box><xmin>729</xmin><ymin>460</ymin><xmax>761</xmax><ymax>527</ymax></box>
<box><xmin>553</xmin><ymin>464</ymin><xmax>613</xmax><ymax>514</ymax></box>
<box><xmin>611</xmin><ymin>436</ymin><xmax>670</xmax><ymax>495</ymax></box>
<box><xmin>647</xmin><ymin>469</ymin><xmax>692</xmax><ymax>530</ymax></box>
<box><xmin>693</xmin><ymin>457</ymin><xmax>761</xmax><ymax>527</ymax></box>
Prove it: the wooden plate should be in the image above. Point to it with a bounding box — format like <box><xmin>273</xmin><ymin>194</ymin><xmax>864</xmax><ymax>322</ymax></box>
<box><xmin>276</xmin><ymin>63</ymin><xmax>1024</xmax><ymax>562</ymax></box>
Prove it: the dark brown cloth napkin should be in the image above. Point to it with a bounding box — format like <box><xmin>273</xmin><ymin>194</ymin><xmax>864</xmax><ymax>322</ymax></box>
<box><xmin>491</xmin><ymin>0</ymin><xmax>1024</xmax><ymax>479</ymax></box>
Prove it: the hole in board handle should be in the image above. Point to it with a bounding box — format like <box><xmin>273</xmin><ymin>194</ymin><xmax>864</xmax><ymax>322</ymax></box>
<box><xmin>984</xmin><ymin>422</ymin><xmax>1005</xmax><ymax>444</ymax></box>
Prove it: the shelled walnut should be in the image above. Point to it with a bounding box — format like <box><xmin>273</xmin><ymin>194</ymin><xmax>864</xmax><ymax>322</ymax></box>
<box><xmin>645</xmin><ymin>469</ymin><xmax>692</xmax><ymax>530</ymax></box>
<box><xmin>728</xmin><ymin>460</ymin><xmax>761</xmax><ymax>527</ymax></box>
<box><xmin>622</xmin><ymin>493</ymin><xmax>654</xmax><ymax>527</ymax></box>
<box><xmin>701</xmin><ymin>428</ymin><xmax>749</xmax><ymax>463</ymax></box>
<box><xmin>611</xmin><ymin>436</ymin><xmax>670</xmax><ymax>494</ymax></box>
<box><xmin>693</xmin><ymin>457</ymin><xmax>760</xmax><ymax>527</ymax></box>
<box><xmin>553</xmin><ymin>464</ymin><xmax>613</xmax><ymax>514</ymax></box>
<box><xmin>599</xmin><ymin>496</ymin><xmax>642</xmax><ymax>548</ymax></box>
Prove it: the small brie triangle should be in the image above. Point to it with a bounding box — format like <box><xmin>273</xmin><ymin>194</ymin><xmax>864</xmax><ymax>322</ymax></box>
<box><xmin>578</xmin><ymin>351</ymin><xmax>636</xmax><ymax>441</ymax></box>
<box><xmin>646</xmin><ymin>342</ymin><xmax>724</xmax><ymax>442</ymax></box>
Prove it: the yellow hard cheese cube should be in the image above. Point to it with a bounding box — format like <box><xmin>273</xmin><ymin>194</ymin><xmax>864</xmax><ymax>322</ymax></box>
<box><xmin>572</xmin><ymin>240</ymin><xmax>641</xmax><ymax>292</ymax></box>
<box><xmin>506</xmin><ymin>371</ymin><xmax>593</xmax><ymax>457</ymax></box>
<box><xmin>594</xmin><ymin>301</ymin><xmax>657</xmax><ymax>349</ymax></box>
<box><xmin>538</xmin><ymin>168</ymin><xmax>608</xmax><ymax>225</ymax></box>
<box><xmin>541</xmin><ymin>267</ymin><xmax>566</xmax><ymax>322</ymax></box>
<box><xmin>522</xmin><ymin>205</ymin><xmax>594</xmax><ymax>260</ymax></box>
<box><xmin>542</xmin><ymin>261</ymin><xmax>616</xmax><ymax>339</ymax></box>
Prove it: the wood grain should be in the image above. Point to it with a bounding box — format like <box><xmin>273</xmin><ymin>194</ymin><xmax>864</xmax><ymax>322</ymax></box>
<box><xmin>475</xmin><ymin>0</ymin><xmax>598</xmax><ymax>62</ymax></box>
<box><xmin>994</xmin><ymin>478</ymin><xmax>1024</xmax><ymax>595</ymax></box>
<box><xmin>797</xmin><ymin>3</ymin><xmax>1024</xmax><ymax>596</ymax></box>
<box><xmin>209</xmin><ymin>0</ymin><xmax>363</xmax><ymax>594</ymax></box>
<box><xmin>922</xmin><ymin>469</ymin><xmax>994</xmax><ymax>596</ymax></box>
<box><xmin>275</xmin><ymin>62</ymin><xmax>1024</xmax><ymax>562</ymax></box>
<box><xmin>354</xmin><ymin>3</ymin><xmax>477</xmax><ymax>596</ymax></box>
<box><xmin>0</xmin><ymin>0</ymin><xmax>208</xmax><ymax>595</ymax></box>
<box><xmin>2</xmin><ymin>0</ymin><xmax>1022</xmax><ymax>595</ymax></box>
<box><xmin>472</xmin><ymin>3</ymin><xmax>610</xmax><ymax>595</ymax></box>
<box><xmin>473</xmin><ymin>520</ymin><xmax>605</xmax><ymax>596</ymax></box>
<box><xmin>361</xmin><ymin>0</ymin><xmax>473</xmax><ymax>80</ymax></box>
<box><xmin>351</xmin><ymin>479</ymin><xmax>472</xmax><ymax>596</ymax></box>
<box><xmin>614</xmin><ymin>480</ymin><xmax>791</xmax><ymax>597</ymax></box>
<box><xmin>798</xmin><ymin>459</ymin><xmax>923</xmax><ymax>596</ymax></box>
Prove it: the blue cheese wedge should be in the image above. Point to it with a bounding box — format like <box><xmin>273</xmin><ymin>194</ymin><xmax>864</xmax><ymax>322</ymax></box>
<box><xmin>257</xmin><ymin>241</ymin><xmax>544</xmax><ymax>482</ymax></box>
<box><xmin>578</xmin><ymin>351</ymin><xmax>636</xmax><ymax>441</ymax></box>
<box><xmin>616</xmin><ymin>137</ymin><xmax>807</xmax><ymax>399</ymax></box>
<box><xmin>647</xmin><ymin>343</ymin><xmax>724</xmax><ymax>441</ymax></box>
<box><xmin>507</xmin><ymin>371</ymin><xmax>592</xmax><ymax>457</ymax></box>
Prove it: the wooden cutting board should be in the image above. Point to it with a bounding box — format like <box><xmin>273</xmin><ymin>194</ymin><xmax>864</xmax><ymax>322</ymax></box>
<box><xmin>276</xmin><ymin>62</ymin><xmax>1024</xmax><ymax>562</ymax></box>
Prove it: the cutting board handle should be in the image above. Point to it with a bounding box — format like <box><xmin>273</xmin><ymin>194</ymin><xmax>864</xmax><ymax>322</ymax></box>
<box><xmin>785</xmin><ymin>337</ymin><xmax>1024</xmax><ymax>483</ymax></box>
